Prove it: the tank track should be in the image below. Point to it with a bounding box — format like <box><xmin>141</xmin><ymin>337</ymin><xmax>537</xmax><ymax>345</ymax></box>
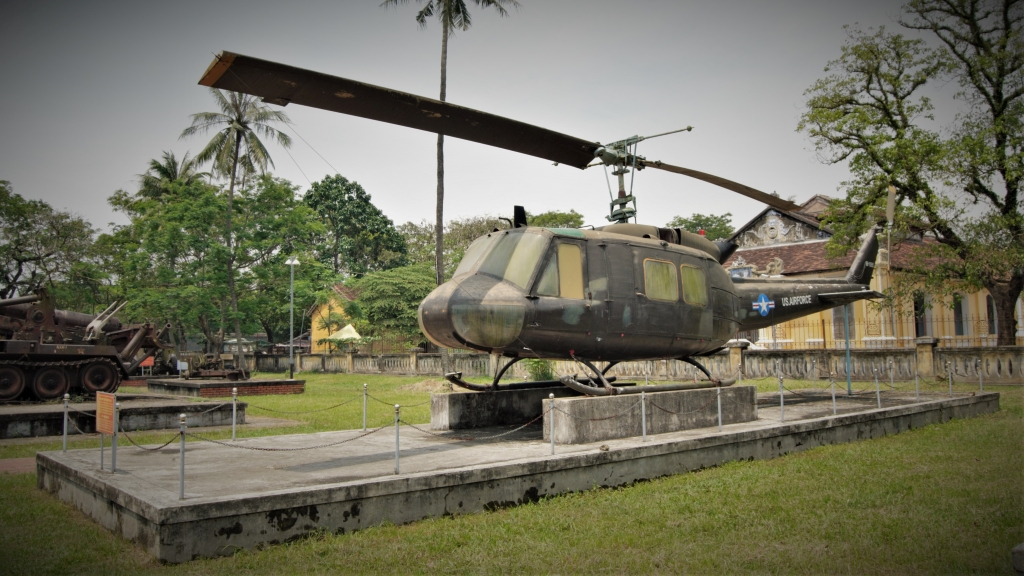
<box><xmin>0</xmin><ymin>357</ymin><xmax>122</xmax><ymax>401</ymax></box>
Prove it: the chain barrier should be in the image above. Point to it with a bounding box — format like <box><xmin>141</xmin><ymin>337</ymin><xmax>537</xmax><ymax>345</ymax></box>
<box><xmin>121</xmin><ymin>429</ymin><xmax>181</xmax><ymax>452</ymax></box>
<box><xmin>648</xmin><ymin>393</ymin><xmax>719</xmax><ymax>416</ymax></box>
<box><xmin>552</xmin><ymin>398</ymin><xmax>644</xmax><ymax>421</ymax></box>
<box><xmin>246</xmin><ymin>396</ymin><xmax>359</xmax><ymax>414</ymax></box>
<box><xmin>184</xmin><ymin>420</ymin><xmax>393</xmax><ymax>452</ymax></box>
<box><xmin>399</xmin><ymin>410</ymin><xmax>549</xmax><ymax>442</ymax></box>
<box><xmin>366</xmin><ymin>393</ymin><xmax>431</xmax><ymax>408</ymax></box>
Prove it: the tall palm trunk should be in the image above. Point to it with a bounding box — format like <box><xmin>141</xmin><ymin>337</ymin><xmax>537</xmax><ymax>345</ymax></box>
<box><xmin>227</xmin><ymin>132</ymin><xmax>245</xmax><ymax>374</ymax></box>
<box><xmin>434</xmin><ymin>18</ymin><xmax>449</xmax><ymax>287</ymax></box>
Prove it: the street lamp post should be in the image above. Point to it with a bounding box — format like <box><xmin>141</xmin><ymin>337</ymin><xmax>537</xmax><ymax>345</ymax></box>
<box><xmin>285</xmin><ymin>256</ymin><xmax>300</xmax><ymax>379</ymax></box>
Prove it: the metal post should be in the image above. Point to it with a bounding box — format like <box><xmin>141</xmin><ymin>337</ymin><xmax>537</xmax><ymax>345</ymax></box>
<box><xmin>231</xmin><ymin>387</ymin><xmax>237</xmax><ymax>441</ymax></box>
<box><xmin>914</xmin><ymin>370</ymin><xmax>920</xmax><ymax>402</ymax></box>
<box><xmin>888</xmin><ymin>359</ymin><xmax>894</xmax><ymax>391</ymax></box>
<box><xmin>778</xmin><ymin>372</ymin><xmax>785</xmax><ymax>423</ymax></box>
<box><xmin>716</xmin><ymin>385</ymin><xmax>723</xmax><ymax>432</ymax></box>
<box><xmin>874</xmin><ymin>368</ymin><xmax>881</xmax><ymax>409</ymax></box>
<box><xmin>62</xmin><ymin>393</ymin><xmax>69</xmax><ymax>453</ymax></box>
<box><xmin>549</xmin><ymin>393</ymin><xmax>555</xmax><ymax>455</ymax></box>
<box><xmin>394</xmin><ymin>405</ymin><xmax>400</xmax><ymax>475</ymax></box>
<box><xmin>112</xmin><ymin>402</ymin><xmax>119</xmax><ymax>473</ymax></box>
<box><xmin>363</xmin><ymin>384</ymin><xmax>368</xmax><ymax>431</ymax></box>
<box><xmin>843</xmin><ymin>304</ymin><xmax>852</xmax><ymax>396</ymax></box>
<box><xmin>100</xmin><ymin>433</ymin><xmax>104</xmax><ymax>471</ymax></box>
<box><xmin>287</xmin><ymin>258</ymin><xmax>297</xmax><ymax>380</ymax></box>
<box><xmin>641</xmin><ymin>390</ymin><xmax>647</xmax><ymax>442</ymax></box>
<box><xmin>947</xmin><ymin>361</ymin><xmax>953</xmax><ymax>397</ymax></box>
<box><xmin>737</xmin><ymin>363</ymin><xmax>743</xmax><ymax>387</ymax></box>
<box><xmin>830</xmin><ymin>371</ymin><xmax>837</xmax><ymax>416</ymax></box>
<box><xmin>977</xmin><ymin>358</ymin><xmax>983</xmax><ymax>391</ymax></box>
<box><xmin>179</xmin><ymin>413</ymin><xmax>186</xmax><ymax>500</ymax></box>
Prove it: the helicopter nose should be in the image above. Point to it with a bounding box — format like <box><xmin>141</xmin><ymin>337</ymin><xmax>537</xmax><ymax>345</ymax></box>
<box><xmin>418</xmin><ymin>275</ymin><xmax>526</xmax><ymax>351</ymax></box>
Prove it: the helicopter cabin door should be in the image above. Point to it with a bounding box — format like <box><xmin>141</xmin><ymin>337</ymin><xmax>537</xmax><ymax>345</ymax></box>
<box><xmin>528</xmin><ymin>238</ymin><xmax>595</xmax><ymax>356</ymax></box>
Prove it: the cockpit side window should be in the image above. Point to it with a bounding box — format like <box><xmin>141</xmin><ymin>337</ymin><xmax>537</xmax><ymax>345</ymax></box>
<box><xmin>535</xmin><ymin>242</ymin><xmax>584</xmax><ymax>299</ymax></box>
<box><xmin>478</xmin><ymin>231</ymin><xmax>549</xmax><ymax>289</ymax></box>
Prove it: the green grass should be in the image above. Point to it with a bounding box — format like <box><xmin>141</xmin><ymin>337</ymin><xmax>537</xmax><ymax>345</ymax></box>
<box><xmin>1</xmin><ymin>377</ymin><xmax>1020</xmax><ymax>574</ymax></box>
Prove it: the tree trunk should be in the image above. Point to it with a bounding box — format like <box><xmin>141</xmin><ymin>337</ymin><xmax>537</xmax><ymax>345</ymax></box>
<box><xmin>434</xmin><ymin>18</ymin><xmax>449</xmax><ymax>287</ymax></box>
<box><xmin>984</xmin><ymin>274</ymin><xmax>1023</xmax><ymax>346</ymax></box>
<box><xmin>227</xmin><ymin>131</ymin><xmax>246</xmax><ymax>376</ymax></box>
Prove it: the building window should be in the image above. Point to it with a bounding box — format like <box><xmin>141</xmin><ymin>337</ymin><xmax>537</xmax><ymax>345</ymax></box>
<box><xmin>953</xmin><ymin>295</ymin><xmax>968</xmax><ymax>336</ymax></box>
<box><xmin>832</xmin><ymin>303</ymin><xmax>856</xmax><ymax>341</ymax></box>
<box><xmin>986</xmin><ymin>295</ymin><xmax>997</xmax><ymax>335</ymax></box>
<box><xmin>643</xmin><ymin>259</ymin><xmax>678</xmax><ymax>302</ymax></box>
<box><xmin>914</xmin><ymin>292</ymin><xmax>929</xmax><ymax>337</ymax></box>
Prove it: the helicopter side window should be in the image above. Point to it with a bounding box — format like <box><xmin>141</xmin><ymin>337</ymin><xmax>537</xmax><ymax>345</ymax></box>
<box><xmin>453</xmin><ymin>234</ymin><xmax>499</xmax><ymax>278</ymax></box>
<box><xmin>680</xmin><ymin>265</ymin><xmax>708</xmax><ymax>306</ymax></box>
<box><xmin>536</xmin><ymin>243</ymin><xmax>584</xmax><ymax>299</ymax></box>
<box><xmin>478</xmin><ymin>231</ymin><xmax>549</xmax><ymax>289</ymax></box>
<box><xmin>643</xmin><ymin>259</ymin><xmax>678</xmax><ymax>302</ymax></box>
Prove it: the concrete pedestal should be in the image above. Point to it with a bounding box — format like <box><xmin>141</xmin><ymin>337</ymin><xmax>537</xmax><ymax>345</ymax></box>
<box><xmin>543</xmin><ymin>386</ymin><xmax>757</xmax><ymax>444</ymax></box>
<box><xmin>431</xmin><ymin>387</ymin><xmax>580</xmax><ymax>430</ymax></box>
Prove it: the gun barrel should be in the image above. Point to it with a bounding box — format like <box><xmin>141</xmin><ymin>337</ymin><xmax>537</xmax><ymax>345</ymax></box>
<box><xmin>0</xmin><ymin>295</ymin><xmax>41</xmax><ymax>307</ymax></box>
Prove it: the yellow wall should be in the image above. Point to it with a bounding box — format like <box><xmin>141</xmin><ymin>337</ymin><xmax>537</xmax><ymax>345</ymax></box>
<box><xmin>308</xmin><ymin>298</ymin><xmax>351</xmax><ymax>354</ymax></box>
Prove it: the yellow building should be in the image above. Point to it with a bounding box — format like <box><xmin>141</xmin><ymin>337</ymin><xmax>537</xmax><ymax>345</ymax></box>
<box><xmin>307</xmin><ymin>284</ymin><xmax>357</xmax><ymax>354</ymax></box>
<box><xmin>723</xmin><ymin>196</ymin><xmax>1023</xmax><ymax>349</ymax></box>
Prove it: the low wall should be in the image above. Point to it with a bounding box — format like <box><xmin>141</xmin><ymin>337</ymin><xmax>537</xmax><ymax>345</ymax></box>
<box><xmin>254</xmin><ymin>345</ymin><xmax>1022</xmax><ymax>382</ymax></box>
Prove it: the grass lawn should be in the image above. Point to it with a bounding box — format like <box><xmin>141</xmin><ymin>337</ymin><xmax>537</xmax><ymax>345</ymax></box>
<box><xmin>0</xmin><ymin>375</ymin><xmax>1020</xmax><ymax>574</ymax></box>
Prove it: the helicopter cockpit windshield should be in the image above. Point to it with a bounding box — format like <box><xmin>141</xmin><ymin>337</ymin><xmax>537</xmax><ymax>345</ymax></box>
<box><xmin>476</xmin><ymin>231</ymin><xmax>549</xmax><ymax>289</ymax></box>
<box><xmin>452</xmin><ymin>234</ymin><xmax>499</xmax><ymax>278</ymax></box>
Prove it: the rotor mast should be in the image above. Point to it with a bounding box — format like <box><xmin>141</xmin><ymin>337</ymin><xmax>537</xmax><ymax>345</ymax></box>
<box><xmin>594</xmin><ymin>127</ymin><xmax>693</xmax><ymax>223</ymax></box>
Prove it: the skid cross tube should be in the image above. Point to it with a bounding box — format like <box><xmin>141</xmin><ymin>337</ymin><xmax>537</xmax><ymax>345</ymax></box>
<box><xmin>560</xmin><ymin>356</ymin><xmax>736</xmax><ymax>396</ymax></box>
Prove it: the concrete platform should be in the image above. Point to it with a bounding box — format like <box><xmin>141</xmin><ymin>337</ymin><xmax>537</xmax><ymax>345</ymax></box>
<box><xmin>1</xmin><ymin>395</ymin><xmax>246</xmax><ymax>439</ymax></box>
<box><xmin>36</xmin><ymin>391</ymin><xmax>999</xmax><ymax>563</ymax></box>
<box><xmin>148</xmin><ymin>378</ymin><xmax>304</xmax><ymax>398</ymax></box>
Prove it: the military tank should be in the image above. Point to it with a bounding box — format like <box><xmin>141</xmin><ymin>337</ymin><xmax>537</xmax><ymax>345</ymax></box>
<box><xmin>0</xmin><ymin>290</ymin><xmax>172</xmax><ymax>401</ymax></box>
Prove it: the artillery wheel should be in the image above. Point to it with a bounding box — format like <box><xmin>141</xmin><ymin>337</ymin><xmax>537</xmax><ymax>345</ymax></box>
<box><xmin>0</xmin><ymin>366</ymin><xmax>27</xmax><ymax>400</ymax></box>
<box><xmin>32</xmin><ymin>367</ymin><xmax>69</xmax><ymax>400</ymax></box>
<box><xmin>80</xmin><ymin>361</ymin><xmax>120</xmax><ymax>393</ymax></box>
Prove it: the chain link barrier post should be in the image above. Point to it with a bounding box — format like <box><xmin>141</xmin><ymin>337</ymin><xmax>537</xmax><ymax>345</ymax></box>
<box><xmin>62</xmin><ymin>393</ymin><xmax>69</xmax><ymax>453</ymax></box>
<box><xmin>874</xmin><ymin>368</ymin><xmax>881</xmax><ymax>409</ymax></box>
<box><xmin>112</xmin><ymin>402</ymin><xmax>119</xmax><ymax>473</ymax></box>
<box><xmin>231</xmin><ymin>387</ymin><xmax>237</xmax><ymax>441</ymax></box>
<box><xmin>777</xmin><ymin>360</ymin><xmax>785</xmax><ymax>423</ymax></box>
<box><xmin>976</xmin><ymin>358</ymin><xmax>983</xmax><ymax>391</ymax></box>
<box><xmin>830</xmin><ymin>371</ymin><xmax>837</xmax><ymax>416</ymax></box>
<box><xmin>716</xmin><ymin>384</ymin><xmax>723</xmax><ymax>432</ymax></box>
<box><xmin>888</xmin><ymin>359</ymin><xmax>894</xmax><ymax>392</ymax></box>
<box><xmin>363</xmin><ymin>384</ymin><xmax>368</xmax><ymax>431</ymax></box>
<box><xmin>915</xmin><ymin>369</ymin><xmax>920</xmax><ymax>402</ymax></box>
<box><xmin>179</xmin><ymin>413</ymin><xmax>186</xmax><ymax>500</ymax></box>
<box><xmin>100</xmin><ymin>432</ymin><xmax>104</xmax><ymax>471</ymax></box>
<box><xmin>947</xmin><ymin>361</ymin><xmax>953</xmax><ymax>397</ymax></box>
<box><xmin>394</xmin><ymin>405</ymin><xmax>400</xmax><ymax>475</ymax></box>
<box><xmin>737</xmin><ymin>363</ymin><xmax>743</xmax><ymax>387</ymax></box>
<box><xmin>549</xmin><ymin>393</ymin><xmax>555</xmax><ymax>455</ymax></box>
<box><xmin>641</xmin><ymin>390</ymin><xmax>647</xmax><ymax>442</ymax></box>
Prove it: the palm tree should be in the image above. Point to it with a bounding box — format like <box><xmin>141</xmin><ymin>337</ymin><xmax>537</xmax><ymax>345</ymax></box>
<box><xmin>180</xmin><ymin>88</ymin><xmax>292</xmax><ymax>372</ymax></box>
<box><xmin>381</xmin><ymin>0</ymin><xmax>519</xmax><ymax>286</ymax></box>
<box><xmin>138</xmin><ymin>151</ymin><xmax>209</xmax><ymax>199</ymax></box>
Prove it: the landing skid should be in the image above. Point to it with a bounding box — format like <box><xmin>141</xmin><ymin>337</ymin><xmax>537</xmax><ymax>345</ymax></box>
<box><xmin>444</xmin><ymin>356</ymin><xmax>618</xmax><ymax>392</ymax></box>
<box><xmin>561</xmin><ymin>356</ymin><xmax>737</xmax><ymax>396</ymax></box>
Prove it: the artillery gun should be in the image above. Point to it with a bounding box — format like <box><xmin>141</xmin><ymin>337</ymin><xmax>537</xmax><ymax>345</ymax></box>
<box><xmin>0</xmin><ymin>290</ymin><xmax>172</xmax><ymax>401</ymax></box>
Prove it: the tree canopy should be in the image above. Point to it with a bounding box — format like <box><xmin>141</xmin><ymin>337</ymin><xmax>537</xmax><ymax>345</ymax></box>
<box><xmin>666</xmin><ymin>212</ymin><xmax>734</xmax><ymax>241</ymax></box>
<box><xmin>528</xmin><ymin>209</ymin><xmax>585</xmax><ymax>228</ymax></box>
<box><xmin>799</xmin><ymin>1</ymin><xmax>1023</xmax><ymax>345</ymax></box>
<box><xmin>351</xmin><ymin>264</ymin><xmax>436</xmax><ymax>342</ymax></box>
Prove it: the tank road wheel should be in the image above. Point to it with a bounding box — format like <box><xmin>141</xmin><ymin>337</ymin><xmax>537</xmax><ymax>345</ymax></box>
<box><xmin>80</xmin><ymin>361</ymin><xmax>120</xmax><ymax>393</ymax></box>
<box><xmin>0</xmin><ymin>366</ymin><xmax>27</xmax><ymax>400</ymax></box>
<box><xmin>32</xmin><ymin>367</ymin><xmax>69</xmax><ymax>400</ymax></box>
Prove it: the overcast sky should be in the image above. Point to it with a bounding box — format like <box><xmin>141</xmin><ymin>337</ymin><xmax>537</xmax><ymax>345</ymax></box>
<box><xmin>1</xmin><ymin>0</ymin><xmax>945</xmax><ymax>234</ymax></box>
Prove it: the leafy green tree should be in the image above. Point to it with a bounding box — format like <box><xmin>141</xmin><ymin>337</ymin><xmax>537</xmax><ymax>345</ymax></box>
<box><xmin>304</xmin><ymin>175</ymin><xmax>408</xmax><ymax>277</ymax></box>
<box><xmin>0</xmin><ymin>180</ymin><xmax>97</xmax><ymax>300</ymax></box>
<box><xmin>381</xmin><ymin>0</ymin><xmax>520</xmax><ymax>286</ymax></box>
<box><xmin>528</xmin><ymin>209</ymin><xmax>585</xmax><ymax>228</ymax></box>
<box><xmin>352</xmin><ymin>264</ymin><xmax>436</xmax><ymax>342</ymax></box>
<box><xmin>138</xmin><ymin>151</ymin><xmax>209</xmax><ymax>200</ymax></box>
<box><xmin>666</xmin><ymin>212</ymin><xmax>734</xmax><ymax>241</ymax></box>
<box><xmin>180</xmin><ymin>89</ymin><xmax>292</xmax><ymax>367</ymax></box>
<box><xmin>798</xmin><ymin>9</ymin><xmax>1023</xmax><ymax>345</ymax></box>
<box><xmin>399</xmin><ymin>215</ymin><xmax>505</xmax><ymax>280</ymax></box>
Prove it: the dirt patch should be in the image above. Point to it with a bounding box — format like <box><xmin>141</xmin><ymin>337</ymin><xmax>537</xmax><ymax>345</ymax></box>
<box><xmin>396</xmin><ymin>379</ymin><xmax>452</xmax><ymax>393</ymax></box>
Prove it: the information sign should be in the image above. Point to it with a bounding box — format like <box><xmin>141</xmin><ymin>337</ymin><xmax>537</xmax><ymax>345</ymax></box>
<box><xmin>96</xmin><ymin>392</ymin><xmax>115</xmax><ymax>435</ymax></box>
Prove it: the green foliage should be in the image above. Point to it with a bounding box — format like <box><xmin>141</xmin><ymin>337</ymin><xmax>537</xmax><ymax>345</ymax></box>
<box><xmin>137</xmin><ymin>151</ymin><xmax>209</xmax><ymax>200</ymax></box>
<box><xmin>666</xmin><ymin>212</ymin><xmax>734</xmax><ymax>241</ymax></box>
<box><xmin>528</xmin><ymin>209</ymin><xmax>585</xmax><ymax>228</ymax></box>
<box><xmin>352</xmin><ymin>264</ymin><xmax>436</xmax><ymax>341</ymax></box>
<box><xmin>0</xmin><ymin>180</ymin><xmax>99</xmax><ymax>302</ymax></box>
<box><xmin>799</xmin><ymin>11</ymin><xmax>1024</xmax><ymax>344</ymax></box>
<box><xmin>399</xmin><ymin>215</ymin><xmax>505</xmax><ymax>281</ymax></box>
<box><xmin>304</xmin><ymin>174</ymin><xmax>408</xmax><ymax>277</ymax></box>
<box><xmin>522</xmin><ymin>358</ymin><xmax>554</xmax><ymax>381</ymax></box>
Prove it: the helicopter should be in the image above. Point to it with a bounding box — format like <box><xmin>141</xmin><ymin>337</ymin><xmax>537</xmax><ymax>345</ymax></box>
<box><xmin>197</xmin><ymin>52</ymin><xmax>883</xmax><ymax>396</ymax></box>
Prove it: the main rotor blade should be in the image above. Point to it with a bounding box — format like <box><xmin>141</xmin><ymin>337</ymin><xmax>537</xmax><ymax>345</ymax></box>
<box><xmin>639</xmin><ymin>160</ymin><xmax>804</xmax><ymax>212</ymax></box>
<box><xmin>199</xmin><ymin>52</ymin><xmax>600</xmax><ymax>169</ymax></box>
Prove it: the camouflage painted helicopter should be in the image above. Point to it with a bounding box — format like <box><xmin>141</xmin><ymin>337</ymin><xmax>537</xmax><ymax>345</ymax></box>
<box><xmin>197</xmin><ymin>52</ymin><xmax>882</xmax><ymax>396</ymax></box>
